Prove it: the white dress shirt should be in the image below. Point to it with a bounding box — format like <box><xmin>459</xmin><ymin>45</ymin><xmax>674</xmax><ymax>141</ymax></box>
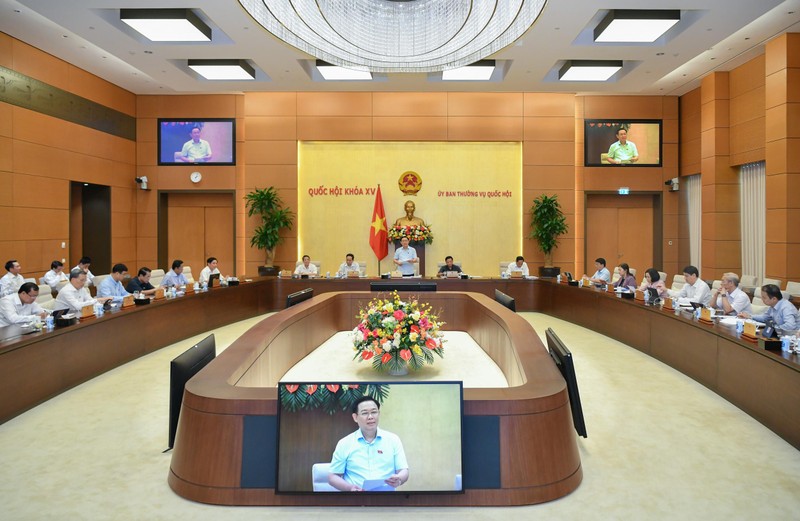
<box><xmin>505</xmin><ymin>262</ymin><xmax>530</xmax><ymax>277</ymax></box>
<box><xmin>0</xmin><ymin>293</ymin><xmax>44</xmax><ymax>326</ymax></box>
<box><xmin>294</xmin><ymin>262</ymin><xmax>318</xmax><ymax>276</ymax></box>
<box><xmin>337</xmin><ymin>261</ymin><xmax>360</xmax><ymax>278</ymax></box>
<box><xmin>54</xmin><ymin>284</ymin><xmax>97</xmax><ymax>313</ymax></box>
<box><xmin>672</xmin><ymin>278</ymin><xmax>712</xmax><ymax>306</ymax></box>
<box><xmin>199</xmin><ymin>266</ymin><xmax>220</xmax><ymax>285</ymax></box>
<box><xmin>714</xmin><ymin>286</ymin><xmax>752</xmax><ymax>315</ymax></box>
<box><xmin>0</xmin><ymin>272</ymin><xmax>25</xmax><ymax>297</ymax></box>
<box><xmin>43</xmin><ymin>269</ymin><xmax>69</xmax><ymax>291</ymax></box>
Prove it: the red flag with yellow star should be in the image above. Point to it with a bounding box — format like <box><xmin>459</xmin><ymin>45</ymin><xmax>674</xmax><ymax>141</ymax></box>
<box><xmin>369</xmin><ymin>185</ymin><xmax>388</xmax><ymax>260</ymax></box>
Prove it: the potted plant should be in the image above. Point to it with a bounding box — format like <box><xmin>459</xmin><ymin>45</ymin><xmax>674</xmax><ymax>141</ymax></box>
<box><xmin>244</xmin><ymin>187</ymin><xmax>294</xmax><ymax>276</ymax></box>
<box><xmin>529</xmin><ymin>194</ymin><xmax>568</xmax><ymax>278</ymax></box>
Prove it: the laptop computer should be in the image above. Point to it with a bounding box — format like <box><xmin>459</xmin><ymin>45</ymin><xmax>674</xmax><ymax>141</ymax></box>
<box><xmin>646</xmin><ymin>287</ymin><xmax>660</xmax><ymax>302</ymax></box>
<box><xmin>208</xmin><ymin>273</ymin><xmax>220</xmax><ymax>288</ymax></box>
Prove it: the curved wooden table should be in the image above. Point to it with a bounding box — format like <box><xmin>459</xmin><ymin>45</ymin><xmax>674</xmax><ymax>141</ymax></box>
<box><xmin>168</xmin><ymin>291</ymin><xmax>583</xmax><ymax>506</ymax></box>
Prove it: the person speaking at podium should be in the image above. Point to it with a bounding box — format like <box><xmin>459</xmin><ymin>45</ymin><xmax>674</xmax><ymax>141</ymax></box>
<box><xmin>393</xmin><ymin>237</ymin><xmax>418</xmax><ymax>276</ymax></box>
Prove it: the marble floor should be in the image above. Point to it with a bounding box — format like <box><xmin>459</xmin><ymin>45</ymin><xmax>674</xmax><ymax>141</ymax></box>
<box><xmin>1</xmin><ymin>312</ymin><xmax>799</xmax><ymax>520</ymax></box>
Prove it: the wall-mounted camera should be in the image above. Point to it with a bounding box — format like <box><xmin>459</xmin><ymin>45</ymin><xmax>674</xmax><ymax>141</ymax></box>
<box><xmin>135</xmin><ymin>176</ymin><xmax>149</xmax><ymax>191</ymax></box>
<box><xmin>665</xmin><ymin>177</ymin><xmax>679</xmax><ymax>192</ymax></box>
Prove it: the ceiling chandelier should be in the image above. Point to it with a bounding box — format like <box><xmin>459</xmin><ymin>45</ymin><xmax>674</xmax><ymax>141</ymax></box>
<box><xmin>238</xmin><ymin>0</ymin><xmax>547</xmax><ymax>73</ymax></box>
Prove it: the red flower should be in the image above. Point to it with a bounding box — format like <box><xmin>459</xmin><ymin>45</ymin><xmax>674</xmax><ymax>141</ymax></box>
<box><xmin>306</xmin><ymin>384</ymin><xmax>318</xmax><ymax>395</ymax></box>
<box><xmin>410</xmin><ymin>325</ymin><xmax>420</xmax><ymax>334</ymax></box>
<box><xmin>326</xmin><ymin>384</ymin><xmax>340</xmax><ymax>393</ymax></box>
<box><xmin>285</xmin><ymin>384</ymin><xmax>299</xmax><ymax>393</ymax></box>
<box><xmin>381</xmin><ymin>353</ymin><xmax>392</xmax><ymax>364</ymax></box>
<box><xmin>399</xmin><ymin>349</ymin><xmax>412</xmax><ymax>361</ymax></box>
<box><xmin>349</xmin><ymin>385</ymin><xmax>359</xmax><ymax>389</ymax></box>
<box><xmin>426</xmin><ymin>337</ymin><xmax>437</xmax><ymax>349</ymax></box>
<box><xmin>393</xmin><ymin>310</ymin><xmax>405</xmax><ymax>321</ymax></box>
<box><xmin>361</xmin><ymin>350</ymin><xmax>374</xmax><ymax>360</ymax></box>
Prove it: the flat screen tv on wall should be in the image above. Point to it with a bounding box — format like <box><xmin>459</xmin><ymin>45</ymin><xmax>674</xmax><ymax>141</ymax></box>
<box><xmin>158</xmin><ymin>118</ymin><xmax>235</xmax><ymax>165</ymax></box>
<box><xmin>584</xmin><ymin>119</ymin><xmax>662</xmax><ymax>167</ymax></box>
<box><xmin>276</xmin><ymin>381</ymin><xmax>464</xmax><ymax>494</ymax></box>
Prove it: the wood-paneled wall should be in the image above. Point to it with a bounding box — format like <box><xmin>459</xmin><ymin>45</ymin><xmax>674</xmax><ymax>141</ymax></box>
<box><xmin>0</xmin><ymin>34</ymin><xmax>136</xmax><ymax>279</ymax></box>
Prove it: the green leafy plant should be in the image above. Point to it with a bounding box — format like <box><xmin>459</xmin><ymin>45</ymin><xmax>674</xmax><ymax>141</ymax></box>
<box><xmin>529</xmin><ymin>194</ymin><xmax>569</xmax><ymax>267</ymax></box>
<box><xmin>244</xmin><ymin>187</ymin><xmax>294</xmax><ymax>266</ymax></box>
<box><xmin>279</xmin><ymin>383</ymin><xmax>390</xmax><ymax>415</ymax></box>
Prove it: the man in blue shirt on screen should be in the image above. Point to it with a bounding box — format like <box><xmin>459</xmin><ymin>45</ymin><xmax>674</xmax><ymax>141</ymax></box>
<box><xmin>328</xmin><ymin>396</ymin><xmax>409</xmax><ymax>492</ymax></box>
<box><xmin>607</xmin><ymin>128</ymin><xmax>638</xmax><ymax>164</ymax></box>
<box><xmin>178</xmin><ymin>126</ymin><xmax>212</xmax><ymax>163</ymax></box>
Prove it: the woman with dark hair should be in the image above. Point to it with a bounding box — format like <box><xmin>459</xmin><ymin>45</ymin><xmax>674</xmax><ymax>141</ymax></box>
<box><xmin>638</xmin><ymin>268</ymin><xmax>669</xmax><ymax>298</ymax></box>
<box><xmin>614</xmin><ymin>263</ymin><xmax>637</xmax><ymax>289</ymax></box>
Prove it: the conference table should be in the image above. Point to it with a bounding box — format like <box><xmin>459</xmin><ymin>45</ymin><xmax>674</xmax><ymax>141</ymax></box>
<box><xmin>1</xmin><ymin>276</ymin><xmax>798</xmax><ymax>451</ymax></box>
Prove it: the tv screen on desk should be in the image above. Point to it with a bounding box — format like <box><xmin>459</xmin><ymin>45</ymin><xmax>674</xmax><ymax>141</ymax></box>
<box><xmin>584</xmin><ymin>119</ymin><xmax>662</xmax><ymax>167</ymax></box>
<box><xmin>276</xmin><ymin>381</ymin><xmax>464</xmax><ymax>494</ymax></box>
<box><xmin>158</xmin><ymin>119</ymin><xmax>235</xmax><ymax>165</ymax></box>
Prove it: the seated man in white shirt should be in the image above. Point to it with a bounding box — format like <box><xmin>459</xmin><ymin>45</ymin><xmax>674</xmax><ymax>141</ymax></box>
<box><xmin>43</xmin><ymin>260</ymin><xmax>69</xmax><ymax>292</ymax></box>
<box><xmin>585</xmin><ymin>257</ymin><xmax>611</xmax><ymax>285</ymax></box>
<box><xmin>668</xmin><ymin>265</ymin><xmax>712</xmax><ymax>306</ymax></box>
<box><xmin>294</xmin><ymin>255</ymin><xmax>318</xmax><ymax>277</ymax></box>
<box><xmin>161</xmin><ymin>259</ymin><xmax>188</xmax><ymax>288</ymax></box>
<box><xmin>0</xmin><ymin>282</ymin><xmax>47</xmax><ymax>327</ymax></box>
<box><xmin>97</xmin><ymin>263</ymin><xmax>132</xmax><ymax>303</ymax></box>
<box><xmin>0</xmin><ymin>259</ymin><xmax>25</xmax><ymax>297</ymax></box>
<box><xmin>505</xmin><ymin>256</ymin><xmax>529</xmax><ymax>277</ymax></box>
<box><xmin>337</xmin><ymin>253</ymin><xmax>360</xmax><ymax>278</ymax></box>
<box><xmin>199</xmin><ymin>257</ymin><xmax>221</xmax><ymax>286</ymax></box>
<box><xmin>72</xmin><ymin>256</ymin><xmax>95</xmax><ymax>287</ymax></box>
<box><xmin>54</xmin><ymin>269</ymin><xmax>111</xmax><ymax>314</ymax></box>
<box><xmin>711</xmin><ymin>272</ymin><xmax>752</xmax><ymax>316</ymax></box>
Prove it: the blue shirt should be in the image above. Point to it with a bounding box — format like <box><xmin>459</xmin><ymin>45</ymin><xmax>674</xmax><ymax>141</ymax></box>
<box><xmin>592</xmin><ymin>267</ymin><xmax>611</xmax><ymax>283</ymax></box>
<box><xmin>97</xmin><ymin>276</ymin><xmax>130</xmax><ymax>303</ymax></box>
<box><xmin>752</xmin><ymin>298</ymin><xmax>799</xmax><ymax>331</ymax></box>
<box><xmin>161</xmin><ymin>270</ymin><xmax>187</xmax><ymax>287</ymax></box>
<box><xmin>329</xmin><ymin>428</ymin><xmax>408</xmax><ymax>489</ymax></box>
<box><xmin>394</xmin><ymin>246</ymin><xmax>417</xmax><ymax>276</ymax></box>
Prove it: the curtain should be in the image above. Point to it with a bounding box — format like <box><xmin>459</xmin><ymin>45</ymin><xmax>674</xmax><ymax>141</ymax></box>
<box><xmin>739</xmin><ymin>161</ymin><xmax>766</xmax><ymax>282</ymax></box>
<box><xmin>685</xmin><ymin>174</ymin><xmax>702</xmax><ymax>269</ymax></box>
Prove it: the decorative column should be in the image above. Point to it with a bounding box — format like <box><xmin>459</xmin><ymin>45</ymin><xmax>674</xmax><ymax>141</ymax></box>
<box><xmin>700</xmin><ymin>72</ymin><xmax>741</xmax><ymax>280</ymax></box>
<box><xmin>765</xmin><ymin>33</ymin><xmax>800</xmax><ymax>283</ymax></box>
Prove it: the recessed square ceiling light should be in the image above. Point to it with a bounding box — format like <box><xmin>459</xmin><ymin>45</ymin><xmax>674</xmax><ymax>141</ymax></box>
<box><xmin>559</xmin><ymin>60</ymin><xmax>623</xmax><ymax>82</ymax></box>
<box><xmin>442</xmin><ymin>60</ymin><xmax>496</xmax><ymax>81</ymax></box>
<box><xmin>188</xmin><ymin>59</ymin><xmax>255</xmax><ymax>80</ymax></box>
<box><xmin>120</xmin><ymin>9</ymin><xmax>211</xmax><ymax>42</ymax></box>
<box><xmin>315</xmin><ymin>61</ymin><xmax>372</xmax><ymax>80</ymax></box>
<box><xmin>594</xmin><ymin>10</ymin><xmax>680</xmax><ymax>43</ymax></box>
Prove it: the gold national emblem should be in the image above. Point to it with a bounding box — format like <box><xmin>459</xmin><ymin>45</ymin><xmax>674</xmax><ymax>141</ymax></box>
<box><xmin>398</xmin><ymin>171</ymin><xmax>422</xmax><ymax>196</ymax></box>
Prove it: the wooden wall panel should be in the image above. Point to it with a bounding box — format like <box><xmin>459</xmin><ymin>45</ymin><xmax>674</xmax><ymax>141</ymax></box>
<box><xmin>373</xmin><ymin>92</ymin><xmax>447</xmax><ymax>116</ymax></box>
<box><xmin>244</xmin><ymin>92</ymin><xmax>298</xmax><ymax>116</ymax></box>
<box><xmin>447</xmin><ymin>116</ymin><xmax>523</xmax><ymax>141</ymax></box>
<box><xmin>372</xmin><ymin>117</ymin><xmax>448</xmax><ymax>141</ymax></box>
<box><xmin>296</xmin><ymin>92</ymin><xmax>373</xmax><ymax>117</ymax></box>
<box><xmin>447</xmin><ymin>92</ymin><xmax>523</xmax><ymax>116</ymax></box>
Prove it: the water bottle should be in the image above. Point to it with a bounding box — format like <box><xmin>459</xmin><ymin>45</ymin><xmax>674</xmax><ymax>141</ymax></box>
<box><xmin>781</xmin><ymin>336</ymin><xmax>791</xmax><ymax>353</ymax></box>
<box><xmin>643</xmin><ymin>290</ymin><xmax>650</xmax><ymax>305</ymax></box>
<box><xmin>556</xmin><ymin>274</ymin><xmax>562</xmax><ymax>283</ymax></box>
<box><xmin>736</xmin><ymin>320</ymin><xmax>744</xmax><ymax>335</ymax></box>
<box><xmin>694</xmin><ymin>307</ymin><xmax>701</xmax><ymax>319</ymax></box>
<box><xmin>45</xmin><ymin>314</ymin><xmax>54</xmax><ymax>330</ymax></box>
<box><xmin>170</xmin><ymin>286</ymin><xmax>177</xmax><ymax>298</ymax></box>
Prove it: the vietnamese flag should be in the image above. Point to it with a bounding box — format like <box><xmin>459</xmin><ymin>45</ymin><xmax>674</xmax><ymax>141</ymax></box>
<box><xmin>369</xmin><ymin>185</ymin><xmax>389</xmax><ymax>260</ymax></box>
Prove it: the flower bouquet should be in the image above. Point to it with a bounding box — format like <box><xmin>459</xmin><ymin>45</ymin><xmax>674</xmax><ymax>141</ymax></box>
<box><xmin>352</xmin><ymin>291</ymin><xmax>445</xmax><ymax>374</ymax></box>
<box><xmin>387</xmin><ymin>224</ymin><xmax>434</xmax><ymax>244</ymax></box>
